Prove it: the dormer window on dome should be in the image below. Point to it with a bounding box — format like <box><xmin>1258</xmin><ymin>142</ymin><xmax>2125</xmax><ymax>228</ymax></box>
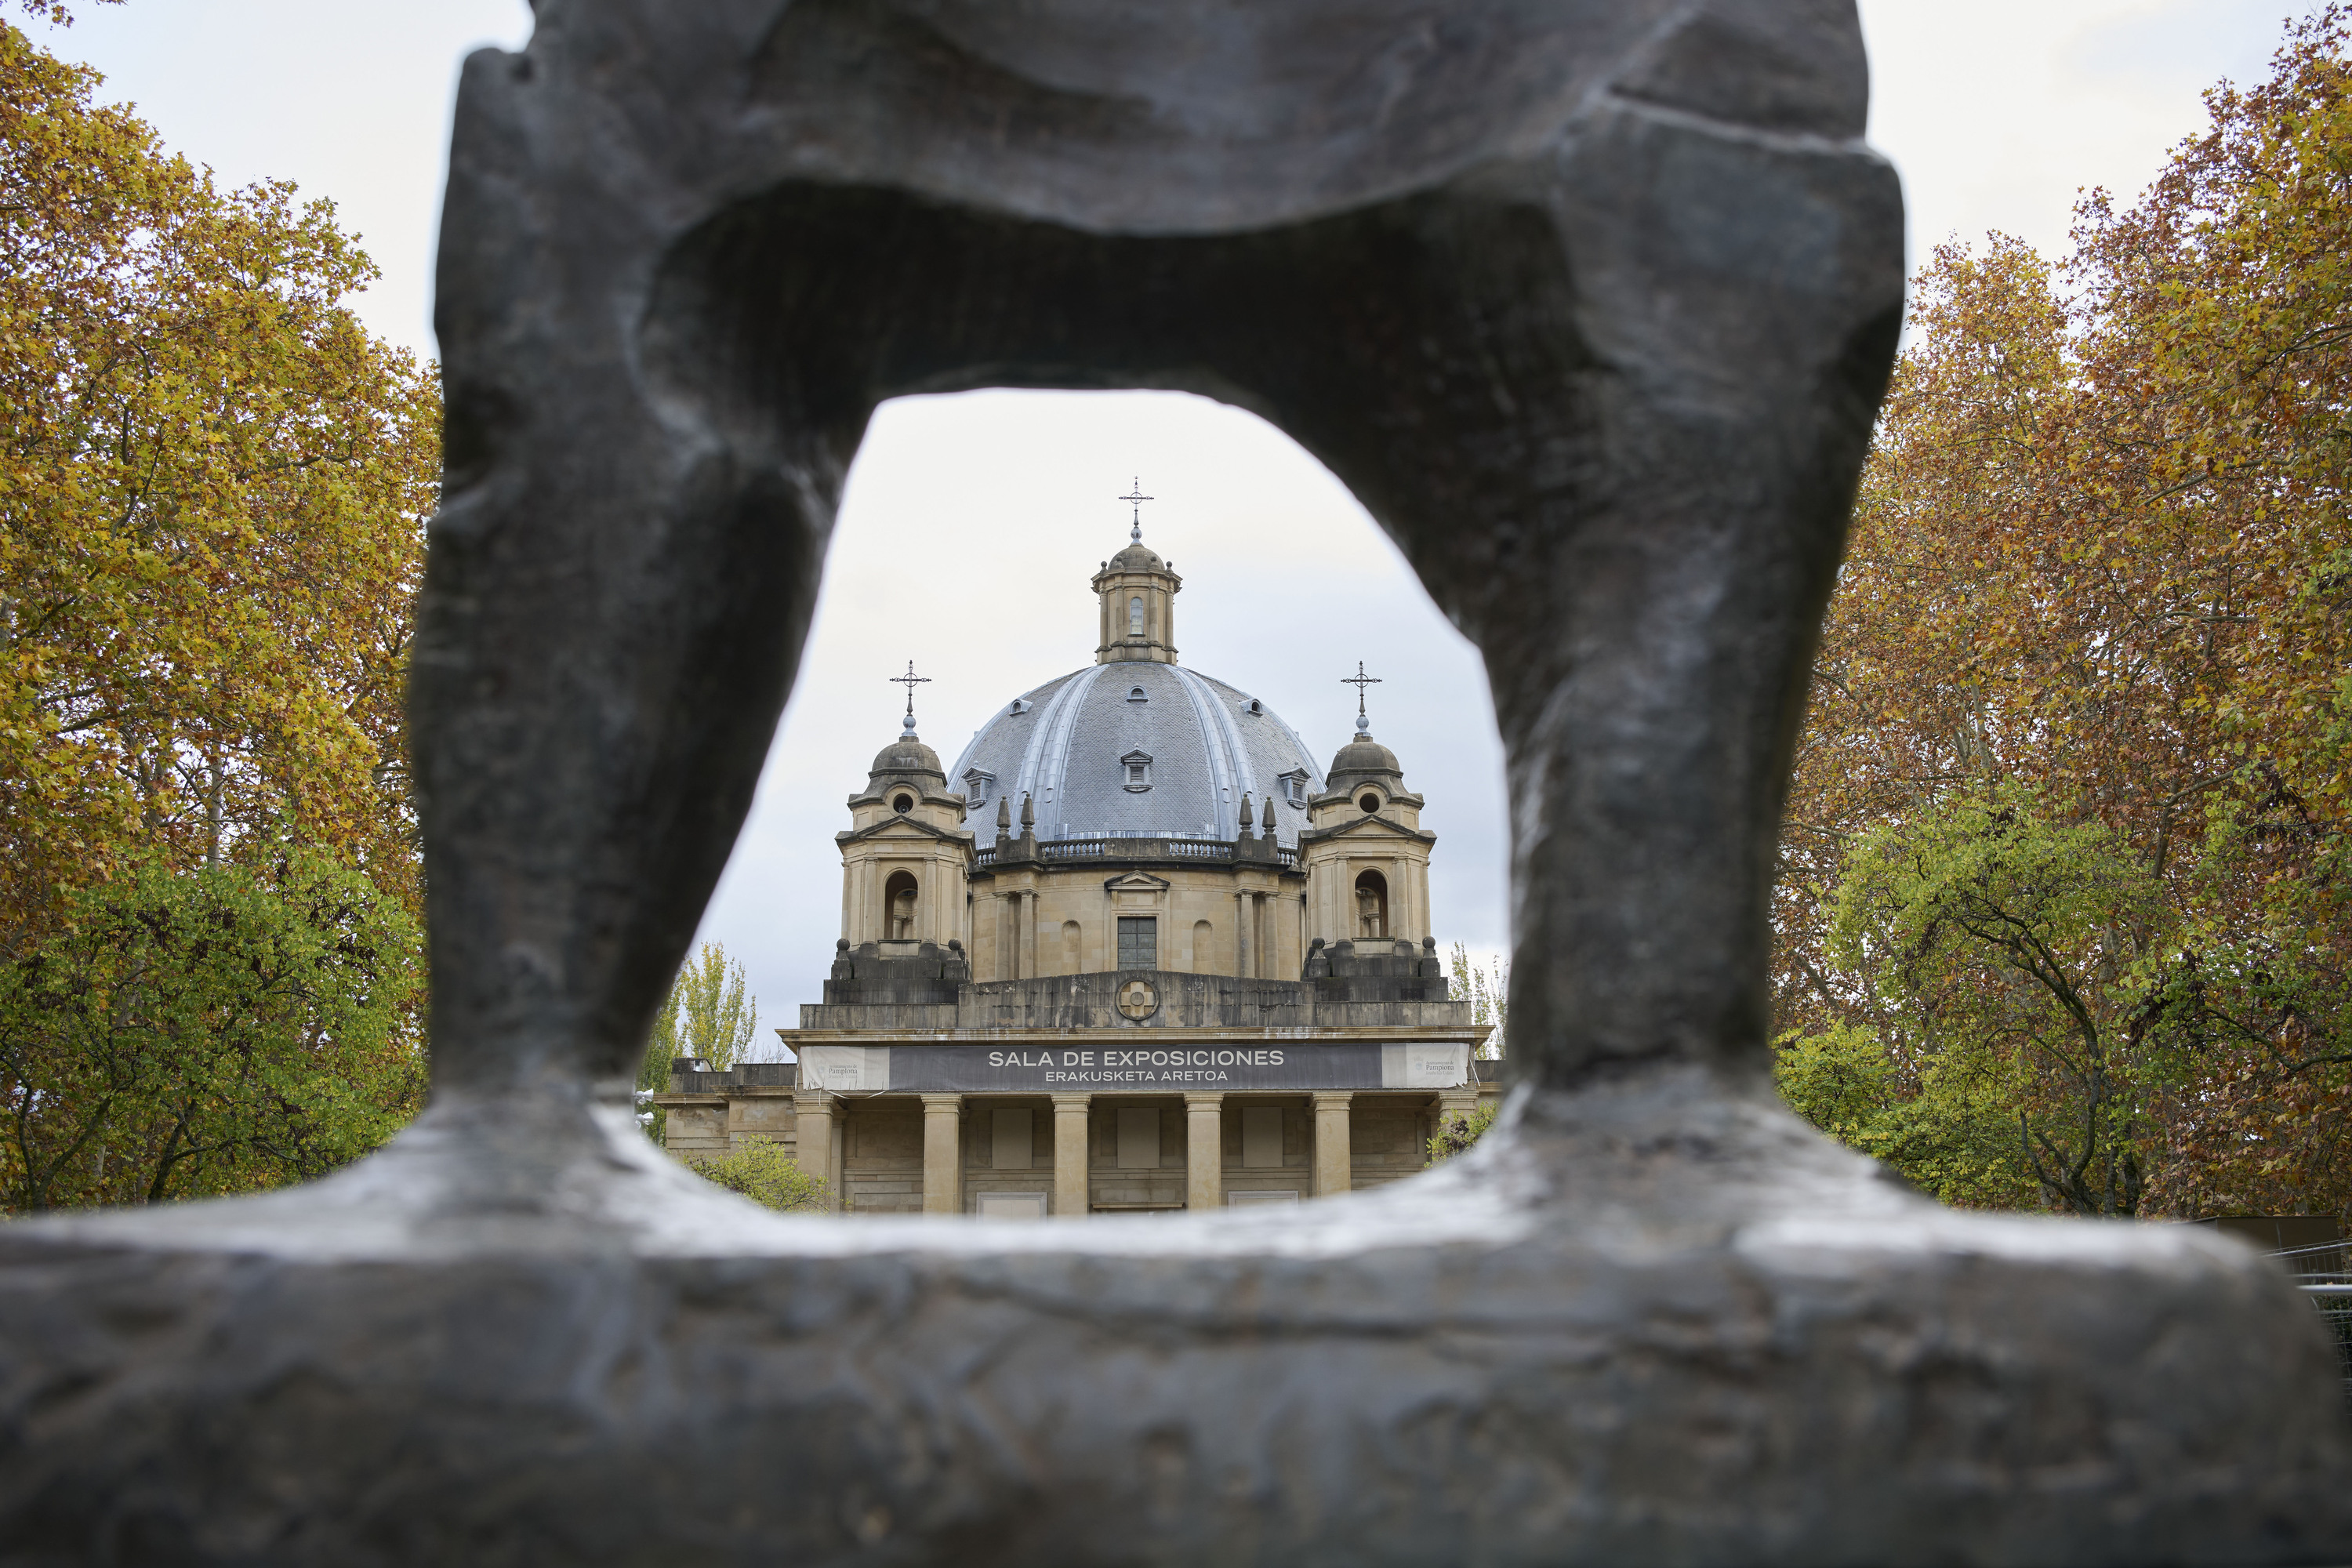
<box><xmin>1280</xmin><ymin>768</ymin><xmax>1309</xmax><ymax>808</ymax></box>
<box><xmin>1127</xmin><ymin>685</ymin><xmax>1148</xmax><ymax>703</ymax></box>
<box><xmin>1121</xmin><ymin>750</ymin><xmax>1153</xmax><ymax>792</ymax></box>
<box><xmin>962</xmin><ymin>767</ymin><xmax>995</xmax><ymax>805</ymax></box>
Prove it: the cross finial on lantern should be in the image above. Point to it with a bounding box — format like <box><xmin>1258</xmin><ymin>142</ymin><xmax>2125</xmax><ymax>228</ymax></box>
<box><xmin>889</xmin><ymin>659</ymin><xmax>931</xmax><ymax>736</ymax></box>
<box><xmin>1118</xmin><ymin>477</ymin><xmax>1153</xmax><ymax>543</ymax></box>
<box><xmin>1341</xmin><ymin>660</ymin><xmax>1382</xmax><ymax>735</ymax></box>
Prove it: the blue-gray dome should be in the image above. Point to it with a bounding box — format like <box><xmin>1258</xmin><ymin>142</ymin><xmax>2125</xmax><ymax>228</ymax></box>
<box><xmin>947</xmin><ymin>662</ymin><xmax>1325</xmax><ymax>847</ymax></box>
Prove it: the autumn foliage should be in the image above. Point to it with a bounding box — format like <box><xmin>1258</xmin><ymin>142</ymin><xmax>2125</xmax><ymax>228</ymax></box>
<box><xmin>1776</xmin><ymin>10</ymin><xmax>2352</xmax><ymax>1222</ymax></box>
<box><xmin>0</xmin><ymin>16</ymin><xmax>436</xmax><ymax>1207</ymax></box>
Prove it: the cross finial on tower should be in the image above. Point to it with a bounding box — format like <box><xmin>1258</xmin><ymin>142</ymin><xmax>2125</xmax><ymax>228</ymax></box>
<box><xmin>889</xmin><ymin>659</ymin><xmax>931</xmax><ymax>736</ymax></box>
<box><xmin>1118</xmin><ymin>477</ymin><xmax>1153</xmax><ymax>543</ymax></box>
<box><xmin>1342</xmin><ymin>660</ymin><xmax>1382</xmax><ymax>734</ymax></box>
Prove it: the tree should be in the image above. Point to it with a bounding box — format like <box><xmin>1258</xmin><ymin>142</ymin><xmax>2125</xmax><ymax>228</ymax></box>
<box><xmin>1447</xmin><ymin>942</ymin><xmax>1508</xmax><ymax>1058</ymax></box>
<box><xmin>1774</xmin><ymin>9</ymin><xmax>2352</xmax><ymax>1221</ymax></box>
<box><xmin>0</xmin><ymin>15</ymin><xmax>439</xmax><ymax>939</ymax></box>
<box><xmin>0</xmin><ymin>849</ymin><xmax>424</xmax><ymax>1211</ymax></box>
<box><xmin>635</xmin><ymin>942</ymin><xmax>760</xmax><ymax>1143</ymax></box>
<box><xmin>649</xmin><ymin>942</ymin><xmax>758</xmax><ymax>1071</ymax></box>
<box><xmin>1806</xmin><ymin>790</ymin><xmax>2165</xmax><ymax>1214</ymax></box>
<box><xmin>0</xmin><ymin>15</ymin><xmax>437</xmax><ymax>1210</ymax></box>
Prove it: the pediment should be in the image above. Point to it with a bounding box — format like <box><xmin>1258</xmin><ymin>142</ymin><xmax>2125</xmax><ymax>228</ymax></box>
<box><xmin>1319</xmin><ymin>815</ymin><xmax>1424</xmax><ymax>840</ymax></box>
<box><xmin>839</xmin><ymin>817</ymin><xmax>971</xmax><ymax>847</ymax></box>
<box><xmin>1103</xmin><ymin>870</ymin><xmax>1172</xmax><ymax>892</ymax></box>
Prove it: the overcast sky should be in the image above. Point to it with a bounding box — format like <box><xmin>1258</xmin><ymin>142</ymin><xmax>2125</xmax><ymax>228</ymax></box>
<box><xmin>36</xmin><ymin>1</ymin><xmax>2299</xmax><ymax>1047</ymax></box>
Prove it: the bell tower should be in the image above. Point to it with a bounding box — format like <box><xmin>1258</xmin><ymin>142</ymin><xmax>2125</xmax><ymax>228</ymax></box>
<box><xmin>837</xmin><ymin>668</ymin><xmax>975</xmax><ymax>949</ymax></box>
<box><xmin>1299</xmin><ymin>668</ymin><xmax>1436</xmax><ymax>953</ymax></box>
<box><xmin>1092</xmin><ymin>478</ymin><xmax>1181</xmax><ymax>665</ymax></box>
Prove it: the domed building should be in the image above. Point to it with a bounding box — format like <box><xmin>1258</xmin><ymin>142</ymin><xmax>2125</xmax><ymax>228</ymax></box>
<box><xmin>658</xmin><ymin>514</ymin><xmax>1497</xmax><ymax>1218</ymax></box>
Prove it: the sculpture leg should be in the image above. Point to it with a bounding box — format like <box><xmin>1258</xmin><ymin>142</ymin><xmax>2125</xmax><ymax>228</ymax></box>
<box><xmin>1237</xmin><ymin>108</ymin><xmax>1902</xmax><ymax>1090</ymax></box>
<box><xmin>414</xmin><ymin>339</ymin><xmax>863</xmax><ymax>1105</ymax></box>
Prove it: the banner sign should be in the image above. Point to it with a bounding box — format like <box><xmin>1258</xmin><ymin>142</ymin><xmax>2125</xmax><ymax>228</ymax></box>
<box><xmin>797</xmin><ymin>1041</ymin><xmax>1472</xmax><ymax>1094</ymax></box>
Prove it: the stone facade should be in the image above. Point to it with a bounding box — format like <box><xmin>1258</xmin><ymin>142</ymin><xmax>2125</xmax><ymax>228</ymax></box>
<box><xmin>655</xmin><ymin>532</ymin><xmax>1497</xmax><ymax>1211</ymax></box>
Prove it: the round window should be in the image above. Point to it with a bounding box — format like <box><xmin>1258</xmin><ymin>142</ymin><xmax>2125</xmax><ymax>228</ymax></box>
<box><xmin>1359</xmin><ymin>793</ymin><xmax>1379</xmax><ymax>814</ymax></box>
<box><xmin>893</xmin><ymin>793</ymin><xmax>914</xmax><ymax>813</ymax></box>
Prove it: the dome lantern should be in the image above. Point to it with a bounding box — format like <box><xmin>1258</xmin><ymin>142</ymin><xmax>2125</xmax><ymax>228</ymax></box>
<box><xmin>1092</xmin><ymin>477</ymin><xmax>1181</xmax><ymax>665</ymax></box>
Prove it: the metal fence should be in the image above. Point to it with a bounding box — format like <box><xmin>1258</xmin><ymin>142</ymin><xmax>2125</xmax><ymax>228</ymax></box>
<box><xmin>2272</xmin><ymin>1239</ymin><xmax>2352</xmax><ymax>1408</ymax></box>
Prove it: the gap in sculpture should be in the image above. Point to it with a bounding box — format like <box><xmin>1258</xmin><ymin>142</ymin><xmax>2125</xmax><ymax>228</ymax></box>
<box><xmin>663</xmin><ymin>487</ymin><xmax>1507</xmax><ymax>1216</ymax></box>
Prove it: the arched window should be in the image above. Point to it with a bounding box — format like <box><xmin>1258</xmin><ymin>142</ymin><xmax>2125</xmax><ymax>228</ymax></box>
<box><xmin>1128</xmin><ymin>595</ymin><xmax>1145</xmax><ymax>637</ymax></box>
<box><xmin>884</xmin><ymin>869</ymin><xmax>918</xmax><ymax>941</ymax></box>
<box><xmin>1354</xmin><ymin>869</ymin><xmax>1388</xmax><ymax>942</ymax></box>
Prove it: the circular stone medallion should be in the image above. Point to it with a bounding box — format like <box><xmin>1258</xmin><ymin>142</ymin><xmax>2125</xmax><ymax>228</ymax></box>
<box><xmin>1116</xmin><ymin>978</ymin><xmax>1160</xmax><ymax>1021</ymax></box>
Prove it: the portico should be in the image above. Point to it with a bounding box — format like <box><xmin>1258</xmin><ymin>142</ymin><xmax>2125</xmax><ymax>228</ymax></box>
<box><xmin>682</xmin><ymin>1024</ymin><xmax>1494</xmax><ymax>1214</ymax></box>
<box><xmin>739</xmin><ymin>1084</ymin><xmax>1482</xmax><ymax>1215</ymax></box>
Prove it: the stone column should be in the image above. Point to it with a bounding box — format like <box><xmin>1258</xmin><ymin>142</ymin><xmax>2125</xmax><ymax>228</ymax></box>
<box><xmin>1312</xmin><ymin>1091</ymin><xmax>1354</xmax><ymax>1197</ymax></box>
<box><xmin>1235</xmin><ymin>889</ymin><xmax>1254</xmax><ymax>978</ymax></box>
<box><xmin>921</xmin><ymin>1094</ymin><xmax>963</xmax><ymax>1215</ymax></box>
<box><xmin>1022</xmin><ymin>892</ymin><xmax>1039</xmax><ymax>979</ymax></box>
<box><xmin>1052</xmin><ymin>1092</ymin><xmax>1092</xmax><ymax>1218</ymax></box>
<box><xmin>831</xmin><ymin>1112</ymin><xmax>848</xmax><ymax>1203</ymax></box>
<box><xmin>1185</xmin><ymin>1093</ymin><xmax>1224</xmax><ymax>1210</ymax></box>
<box><xmin>793</xmin><ymin>1091</ymin><xmax>837</xmax><ymax>1211</ymax></box>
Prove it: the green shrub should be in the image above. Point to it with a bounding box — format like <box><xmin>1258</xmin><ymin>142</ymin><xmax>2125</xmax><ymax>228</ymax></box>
<box><xmin>683</xmin><ymin>1136</ymin><xmax>829</xmax><ymax>1212</ymax></box>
